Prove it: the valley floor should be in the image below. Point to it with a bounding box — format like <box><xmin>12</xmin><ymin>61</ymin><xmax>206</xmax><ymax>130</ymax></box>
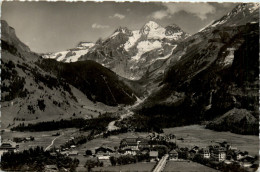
<box><xmin>163</xmin><ymin>125</ymin><xmax>259</xmax><ymax>156</ymax></box>
<box><xmin>2</xmin><ymin>124</ymin><xmax>259</xmax><ymax>171</ymax></box>
<box><xmin>164</xmin><ymin>161</ymin><xmax>220</xmax><ymax>172</ymax></box>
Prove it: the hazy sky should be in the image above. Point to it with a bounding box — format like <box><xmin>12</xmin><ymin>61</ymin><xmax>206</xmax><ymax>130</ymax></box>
<box><xmin>2</xmin><ymin>2</ymin><xmax>238</xmax><ymax>53</ymax></box>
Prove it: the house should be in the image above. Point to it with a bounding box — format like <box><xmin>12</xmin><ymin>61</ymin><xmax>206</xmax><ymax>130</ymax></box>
<box><xmin>240</xmin><ymin>161</ymin><xmax>253</xmax><ymax>168</ymax></box>
<box><xmin>120</xmin><ymin>138</ymin><xmax>149</xmax><ymax>150</ymax></box>
<box><xmin>192</xmin><ymin>146</ymin><xmax>200</xmax><ymax>153</ymax></box>
<box><xmin>95</xmin><ymin>146</ymin><xmax>114</xmax><ymax>155</ymax></box>
<box><xmin>0</xmin><ymin>141</ymin><xmax>17</xmax><ymax>150</ymax></box>
<box><xmin>123</xmin><ymin>148</ymin><xmax>138</xmax><ymax>156</ymax></box>
<box><xmin>149</xmin><ymin>151</ymin><xmax>159</xmax><ymax>162</ymax></box>
<box><xmin>68</xmin><ymin>150</ymin><xmax>78</xmax><ymax>156</ymax></box>
<box><xmin>169</xmin><ymin>150</ymin><xmax>178</xmax><ymax>160</ymax></box>
<box><xmin>60</xmin><ymin>151</ymin><xmax>69</xmax><ymax>156</ymax></box>
<box><xmin>98</xmin><ymin>155</ymin><xmax>112</xmax><ymax>167</ymax></box>
<box><xmin>224</xmin><ymin>160</ymin><xmax>233</xmax><ymax>165</ymax></box>
<box><xmin>211</xmin><ymin>147</ymin><xmax>226</xmax><ymax>162</ymax></box>
<box><xmin>189</xmin><ymin>149</ymin><xmax>197</xmax><ymax>159</ymax></box>
<box><xmin>141</xmin><ymin>148</ymin><xmax>149</xmax><ymax>155</ymax></box>
<box><xmin>70</xmin><ymin>145</ymin><xmax>76</xmax><ymax>149</ymax></box>
<box><xmin>97</xmin><ymin>155</ymin><xmax>110</xmax><ymax>160</ymax></box>
<box><xmin>44</xmin><ymin>165</ymin><xmax>58</xmax><ymax>172</ymax></box>
<box><xmin>236</xmin><ymin>152</ymin><xmax>247</xmax><ymax>160</ymax></box>
<box><xmin>199</xmin><ymin>148</ymin><xmax>210</xmax><ymax>159</ymax></box>
<box><xmin>50</xmin><ymin>152</ymin><xmax>57</xmax><ymax>157</ymax></box>
<box><xmin>0</xmin><ymin>141</ymin><xmax>18</xmax><ymax>155</ymax></box>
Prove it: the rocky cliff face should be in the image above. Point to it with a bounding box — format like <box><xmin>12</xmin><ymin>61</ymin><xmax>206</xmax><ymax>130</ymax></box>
<box><xmin>134</xmin><ymin>3</ymin><xmax>259</xmax><ymax>134</ymax></box>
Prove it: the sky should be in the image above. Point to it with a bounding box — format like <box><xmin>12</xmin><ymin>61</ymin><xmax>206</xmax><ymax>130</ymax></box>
<box><xmin>2</xmin><ymin>2</ymin><xmax>238</xmax><ymax>53</ymax></box>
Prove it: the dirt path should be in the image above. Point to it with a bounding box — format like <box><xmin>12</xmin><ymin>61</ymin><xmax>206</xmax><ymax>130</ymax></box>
<box><xmin>45</xmin><ymin>133</ymin><xmax>64</xmax><ymax>151</ymax></box>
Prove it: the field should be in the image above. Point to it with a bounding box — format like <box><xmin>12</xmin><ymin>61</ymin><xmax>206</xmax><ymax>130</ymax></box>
<box><xmin>77</xmin><ymin>132</ymin><xmax>149</xmax><ymax>153</ymax></box>
<box><xmin>92</xmin><ymin>162</ymin><xmax>156</xmax><ymax>172</ymax></box>
<box><xmin>164</xmin><ymin>125</ymin><xmax>259</xmax><ymax>156</ymax></box>
<box><xmin>164</xmin><ymin>161</ymin><xmax>219</xmax><ymax>172</ymax></box>
<box><xmin>3</xmin><ymin>124</ymin><xmax>259</xmax><ymax>169</ymax></box>
<box><xmin>1</xmin><ymin>128</ymin><xmax>80</xmax><ymax>151</ymax></box>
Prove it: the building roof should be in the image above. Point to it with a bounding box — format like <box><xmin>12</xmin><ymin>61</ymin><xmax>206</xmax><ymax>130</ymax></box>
<box><xmin>95</xmin><ymin>146</ymin><xmax>115</xmax><ymax>153</ymax></box>
<box><xmin>169</xmin><ymin>150</ymin><xmax>178</xmax><ymax>154</ymax></box>
<box><xmin>69</xmin><ymin>151</ymin><xmax>78</xmax><ymax>155</ymax></box>
<box><xmin>193</xmin><ymin>146</ymin><xmax>199</xmax><ymax>149</ymax></box>
<box><xmin>199</xmin><ymin>148</ymin><xmax>210</xmax><ymax>154</ymax></box>
<box><xmin>121</xmin><ymin>138</ymin><xmax>149</xmax><ymax>146</ymax></box>
<box><xmin>45</xmin><ymin>165</ymin><xmax>58</xmax><ymax>169</ymax></box>
<box><xmin>149</xmin><ymin>151</ymin><xmax>158</xmax><ymax>157</ymax></box>
<box><xmin>0</xmin><ymin>141</ymin><xmax>16</xmax><ymax>149</ymax></box>
<box><xmin>213</xmin><ymin>147</ymin><xmax>226</xmax><ymax>153</ymax></box>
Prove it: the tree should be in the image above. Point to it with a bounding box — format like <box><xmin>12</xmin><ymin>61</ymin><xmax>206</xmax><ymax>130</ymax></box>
<box><xmin>85</xmin><ymin>150</ymin><xmax>92</xmax><ymax>156</ymax></box>
<box><xmin>110</xmin><ymin>156</ymin><xmax>117</xmax><ymax>166</ymax></box>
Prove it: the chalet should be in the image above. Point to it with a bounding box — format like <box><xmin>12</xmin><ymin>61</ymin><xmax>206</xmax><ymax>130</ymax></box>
<box><xmin>68</xmin><ymin>150</ymin><xmax>78</xmax><ymax>156</ymax></box>
<box><xmin>199</xmin><ymin>148</ymin><xmax>210</xmax><ymax>159</ymax></box>
<box><xmin>0</xmin><ymin>141</ymin><xmax>18</xmax><ymax>155</ymax></box>
<box><xmin>70</xmin><ymin>145</ymin><xmax>76</xmax><ymax>149</ymax></box>
<box><xmin>224</xmin><ymin>160</ymin><xmax>233</xmax><ymax>165</ymax></box>
<box><xmin>141</xmin><ymin>148</ymin><xmax>149</xmax><ymax>155</ymax></box>
<box><xmin>169</xmin><ymin>150</ymin><xmax>178</xmax><ymax>160</ymax></box>
<box><xmin>149</xmin><ymin>151</ymin><xmax>159</xmax><ymax>161</ymax></box>
<box><xmin>236</xmin><ymin>152</ymin><xmax>248</xmax><ymax>160</ymax></box>
<box><xmin>239</xmin><ymin>155</ymin><xmax>255</xmax><ymax>168</ymax></box>
<box><xmin>211</xmin><ymin>147</ymin><xmax>226</xmax><ymax>162</ymax></box>
<box><xmin>98</xmin><ymin>155</ymin><xmax>112</xmax><ymax>167</ymax></box>
<box><xmin>95</xmin><ymin>146</ymin><xmax>114</xmax><ymax>155</ymax></box>
<box><xmin>240</xmin><ymin>161</ymin><xmax>253</xmax><ymax>168</ymax></box>
<box><xmin>50</xmin><ymin>152</ymin><xmax>57</xmax><ymax>157</ymax></box>
<box><xmin>192</xmin><ymin>146</ymin><xmax>200</xmax><ymax>153</ymax></box>
<box><xmin>97</xmin><ymin>155</ymin><xmax>110</xmax><ymax>160</ymax></box>
<box><xmin>120</xmin><ymin>138</ymin><xmax>149</xmax><ymax>150</ymax></box>
<box><xmin>60</xmin><ymin>151</ymin><xmax>69</xmax><ymax>156</ymax></box>
<box><xmin>123</xmin><ymin>148</ymin><xmax>138</xmax><ymax>156</ymax></box>
<box><xmin>44</xmin><ymin>165</ymin><xmax>58</xmax><ymax>172</ymax></box>
<box><xmin>189</xmin><ymin>149</ymin><xmax>197</xmax><ymax>159</ymax></box>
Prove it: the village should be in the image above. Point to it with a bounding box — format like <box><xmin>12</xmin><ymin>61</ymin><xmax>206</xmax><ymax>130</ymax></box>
<box><xmin>0</xmin><ymin>131</ymin><xmax>258</xmax><ymax>172</ymax></box>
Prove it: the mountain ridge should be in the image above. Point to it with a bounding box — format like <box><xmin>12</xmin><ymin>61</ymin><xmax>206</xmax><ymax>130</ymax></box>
<box><xmin>43</xmin><ymin>20</ymin><xmax>189</xmax><ymax>80</ymax></box>
<box><xmin>1</xmin><ymin>20</ymin><xmax>138</xmax><ymax>128</ymax></box>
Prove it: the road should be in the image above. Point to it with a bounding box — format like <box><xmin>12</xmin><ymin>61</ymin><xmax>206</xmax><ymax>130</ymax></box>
<box><xmin>153</xmin><ymin>154</ymin><xmax>169</xmax><ymax>172</ymax></box>
<box><xmin>107</xmin><ymin>96</ymin><xmax>145</xmax><ymax>132</ymax></box>
<box><xmin>45</xmin><ymin>133</ymin><xmax>63</xmax><ymax>151</ymax></box>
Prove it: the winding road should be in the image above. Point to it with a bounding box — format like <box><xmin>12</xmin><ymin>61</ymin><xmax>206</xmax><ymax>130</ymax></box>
<box><xmin>45</xmin><ymin>133</ymin><xmax>64</xmax><ymax>151</ymax></box>
<box><xmin>107</xmin><ymin>96</ymin><xmax>145</xmax><ymax>131</ymax></box>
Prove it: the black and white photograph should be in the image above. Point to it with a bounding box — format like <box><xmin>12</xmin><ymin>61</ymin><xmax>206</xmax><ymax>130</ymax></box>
<box><xmin>0</xmin><ymin>1</ymin><xmax>259</xmax><ymax>171</ymax></box>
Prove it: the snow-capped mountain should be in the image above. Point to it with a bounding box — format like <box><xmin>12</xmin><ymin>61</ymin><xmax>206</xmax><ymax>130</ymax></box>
<box><xmin>43</xmin><ymin>21</ymin><xmax>189</xmax><ymax>80</ymax></box>
<box><xmin>43</xmin><ymin>42</ymin><xmax>95</xmax><ymax>63</ymax></box>
<box><xmin>135</xmin><ymin>3</ymin><xmax>259</xmax><ymax>134</ymax></box>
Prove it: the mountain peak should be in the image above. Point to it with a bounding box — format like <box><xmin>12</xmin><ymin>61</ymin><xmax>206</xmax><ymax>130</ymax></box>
<box><xmin>114</xmin><ymin>26</ymin><xmax>132</xmax><ymax>34</ymax></box>
<box><xmin>144</xmin><ymin>21</ymin><xmax>160</xmax><ymax>27</ymax></box>
<box><xmin>140</xmin><ymin>21</ymin><xmax>162</xmax><ymax>35</ymax></box>
<box><xmin>109</xmin><ymin>26</ymin><xmax>132</xmax><ymax>38</ymax></box>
